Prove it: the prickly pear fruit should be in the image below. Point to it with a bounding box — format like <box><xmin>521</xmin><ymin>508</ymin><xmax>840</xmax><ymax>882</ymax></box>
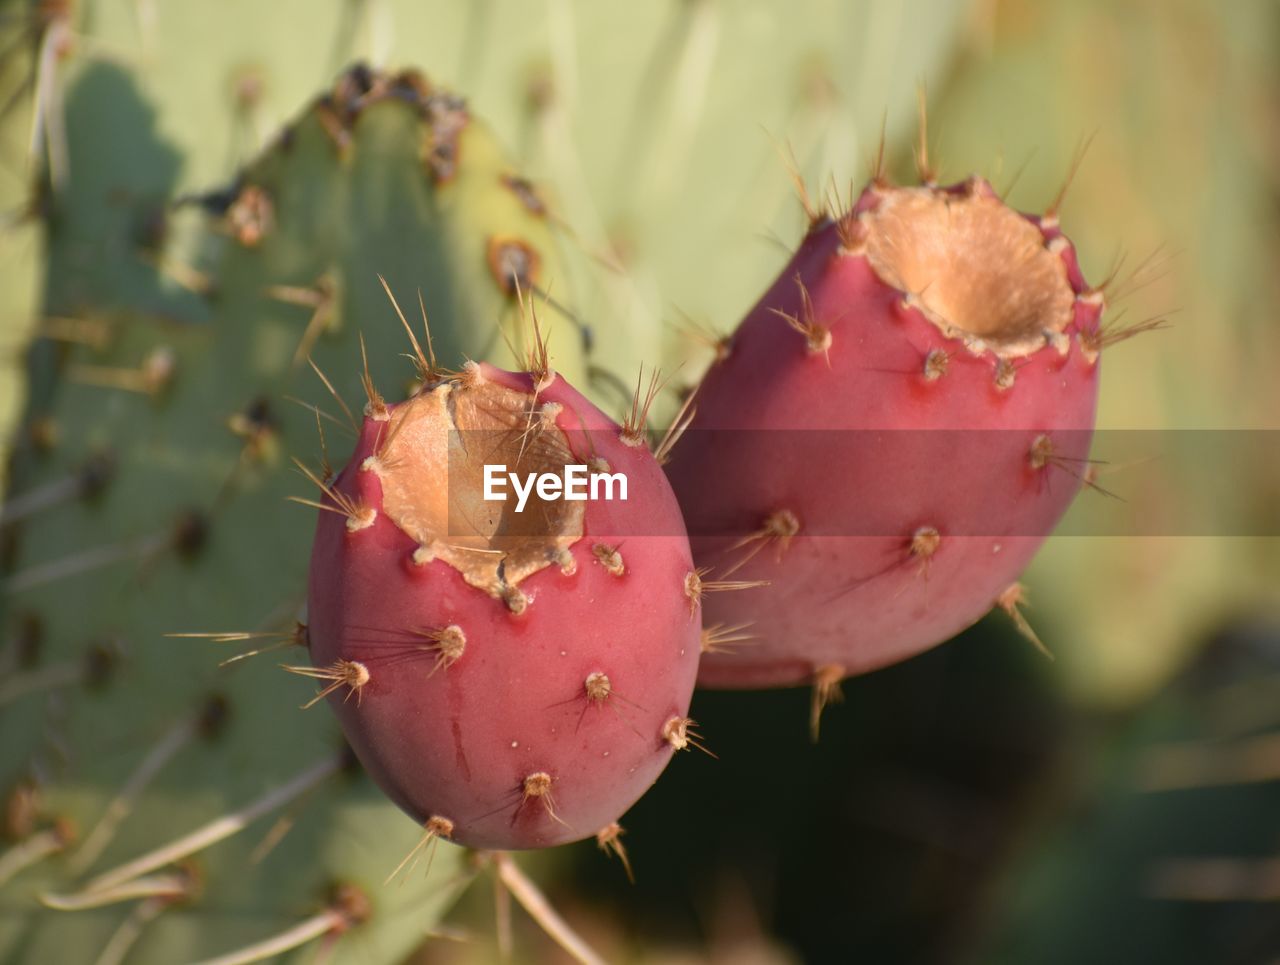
<box><xmin>306</xmin><ymin>357</ymin><xmax>701</xmax><ymax>850</ymax></box>
<box><xmin>665</xmin><ymin>175</ymin><xmax>1101</xmax><ymax>692</ymax></box>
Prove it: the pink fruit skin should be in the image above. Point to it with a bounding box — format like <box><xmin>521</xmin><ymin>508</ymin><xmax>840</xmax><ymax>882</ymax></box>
<box><xmin>666</xmin><ymin>177</ymin><xmax>1102</xmax><ymax>689</ymax></box>
<box><xmin>307</xmin><ymin>364</ymin><xmax>700</xmax><ymax>849</ymax></box>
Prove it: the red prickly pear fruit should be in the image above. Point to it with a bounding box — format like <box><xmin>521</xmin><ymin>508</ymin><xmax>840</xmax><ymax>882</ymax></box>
<box><xmin>306</xmin><ymin>362</ymin><xmax>700</xmax><ymax>849</ymax></box>
<box><xmin>665</xmin><ymin>176</ymin><xmax>1102</xmax><ymax>690</ymax></box>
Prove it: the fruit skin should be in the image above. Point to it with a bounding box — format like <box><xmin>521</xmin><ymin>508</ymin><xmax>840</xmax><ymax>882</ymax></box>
<box><xmin>666</xmin><ymin>176</ymin><xmax>1102</xmax><ymax>690</ymax></box>
<box><xmin>307</xmin><ymin>363</ymin><xmax>701</xmax><ymax>849</ymax></box>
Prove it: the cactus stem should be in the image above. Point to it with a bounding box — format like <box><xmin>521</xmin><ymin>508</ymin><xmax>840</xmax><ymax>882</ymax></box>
<box><xmin>0</xmin><ymin>820</ymin><xmax>73</xmax><ymax>887</ymax></box>
<box><xmin>493</xmin><ymin>851</ymin><xmax>607</xmax><ymax>965</ymax></box>
<box><xmin>384</xmin><ymin>815</ymin><xmax>454</xmax><ymax>885</ymax></box>
<box><xmin>69</xmin><ymin>711</ymin><xmax>202</xmax><ymax>875</ymax></box>
<box><xmin>595</xmin><ymin>822</ymin><xmax>634</xmax><ymax>883</ymax></box>
<box><xmin>282</xmin><ymin>659</ymin><xmax>370</xmax><ymax>709</ymax></box>
<box><xmin>995</xmin><ymin>583</ymin><xmax>1053</xmax><ymax>661</ymax></box>
<box><xmin>809</xmin><ymin>664</ymin><xmax>845</xmax><ymax>741</ymax></box>
<box><xmin>700</xmin><ymin>622</ymin><xmax>756</xmax><ymax>655</ymax></box>
<box><xmin>73</xmin><ymin>752</ymin><xmax>345</xmax><ymax>899</ymax></box>
<box><xmin>723</xmin><ymin>509</ymin><xmax>801</xmax><ymax>576</ymax></box>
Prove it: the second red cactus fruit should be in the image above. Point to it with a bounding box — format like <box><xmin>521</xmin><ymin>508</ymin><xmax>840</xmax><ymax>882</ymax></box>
<box><xmin>665</xmin><ymin>175</ymin><xmax>1102</xmax><ymax>694</ymax></box>
<box><xmin>306</xmin><ymin>360</ymin><xmax>700</xmax><ymax>850</ymax></box>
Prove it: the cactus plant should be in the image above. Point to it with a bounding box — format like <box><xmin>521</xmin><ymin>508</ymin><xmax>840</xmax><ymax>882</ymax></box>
<box><xmin>0</xmin><ymin>59</ymin><xmax>589</xmax><ymax>963</ymax></box>
<box><xmin>0</xmin><ymin>0</ymin><xmax>997</xmax><ymax>960</ymax></box>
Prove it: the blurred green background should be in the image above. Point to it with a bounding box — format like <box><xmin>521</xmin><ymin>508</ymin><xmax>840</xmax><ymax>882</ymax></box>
<box><xmin>3</xmin><ymin>0</ymin><xmax>1279</xmax><ymax>962</ymax></box>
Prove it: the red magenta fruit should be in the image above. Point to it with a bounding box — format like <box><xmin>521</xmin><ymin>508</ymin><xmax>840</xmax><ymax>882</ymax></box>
<box><xmin>666</xmin><ymin>176</ymin><xmax>1102</xmax><ymax>695</ymax></box>
<box><xmin>305</xmin><ymin>361</ymin><xmax>700</xmax><ymax>849</ymax></box>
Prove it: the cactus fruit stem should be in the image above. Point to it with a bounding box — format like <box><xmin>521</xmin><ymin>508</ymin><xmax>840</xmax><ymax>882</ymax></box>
<box><xmin>55</xmin><ymin>752</ymin><xmax>344</xmax><ymax>903</ymax></box>
<box><xmin>492</xmin><ymin>851</ymin><xmax>607</xmax><ymax>965</ymax></box>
